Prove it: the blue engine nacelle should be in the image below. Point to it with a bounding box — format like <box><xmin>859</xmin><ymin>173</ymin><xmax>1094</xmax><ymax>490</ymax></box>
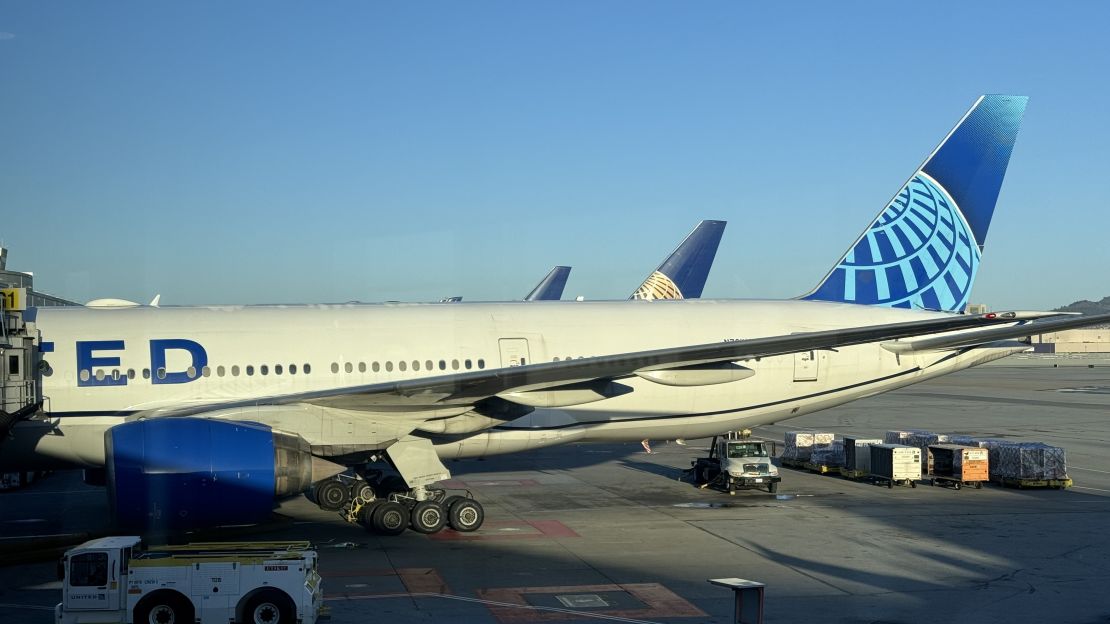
<box><xmin>105</xmin><ymin>417</ymin><xmax>333</xmax><ymax>531</ymax></box>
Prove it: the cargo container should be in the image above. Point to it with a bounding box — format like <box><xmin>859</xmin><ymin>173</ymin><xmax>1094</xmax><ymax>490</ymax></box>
<box><xmin>869</xmin><ymin>444</ymin><xmax>921</xmax><ymax>488</ymax></box>
<box><xmin>843</xmin><ymin>437</ymin><xmax>883</xmax><ymax>477</ymax></box>
<box><xmin>927</xmin><ymin>444</ymin><xmax>988</xmax><ymax>489</ymax></box>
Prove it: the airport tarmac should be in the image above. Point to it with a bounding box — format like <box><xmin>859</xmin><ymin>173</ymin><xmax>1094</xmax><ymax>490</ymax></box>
<box><xmin>2</xmin><ymin>358</ymin><xmax>1109</xmax><ymax>623</ymax></box>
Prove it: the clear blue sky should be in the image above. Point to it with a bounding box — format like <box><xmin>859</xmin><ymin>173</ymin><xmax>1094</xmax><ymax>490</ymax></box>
<box><xmin>2</xmin><ymin>2</ymin><xmax>1108</xmax><ymax>310</ymax></box>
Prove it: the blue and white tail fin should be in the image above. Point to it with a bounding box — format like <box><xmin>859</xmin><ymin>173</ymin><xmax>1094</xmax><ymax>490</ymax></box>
<box><xmin>631</xmin><ymin>220</ymin><xmax>726</xmax><ymax>300</ymax></box>
<box><xmin>803</xmin><ymin>95</ymin><xmax>1027</xmax><ymax>312</ymax></box>
<box><xmin>523</xmin><ymin>266</ymin><xmax>571</xmax><ymax>301</ymax></box>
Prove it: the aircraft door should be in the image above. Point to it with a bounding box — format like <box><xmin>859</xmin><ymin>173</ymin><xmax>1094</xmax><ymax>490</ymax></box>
<box><xmin>498</xmin><ymin>338</ymin><xmax>532</xmax><ymax>368</ymax></box>
<box><xmin>64</xmin><ymin>550</ymin><xmax>113</xmax><ymax>611</ymax></box>
<box><xmin>793</xmin><ymin>350</ymin><xmax>819</xmax><ymax>382</ymax></box>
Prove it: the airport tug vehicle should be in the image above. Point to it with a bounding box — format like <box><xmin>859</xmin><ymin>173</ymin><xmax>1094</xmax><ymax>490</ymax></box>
<box><xmin>56</xmin><ymin>537</ymin><xmax>323</xmax><ymax>624</ymax></box>
<box><xmin>693</xmin><ymin>434</ymin><xmax>781</xmax><ymax>494</ymax></box>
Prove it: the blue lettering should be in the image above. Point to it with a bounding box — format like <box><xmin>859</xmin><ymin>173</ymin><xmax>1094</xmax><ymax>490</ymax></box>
<box><xmin>150</xmin><ymin>339</ymin><xmax>208</xmax><ymax>385</ymax></box>
<box><xmin>76</xmin><ymin>340</ymin><xmax>127</xmax><ymax>387</ymax></box>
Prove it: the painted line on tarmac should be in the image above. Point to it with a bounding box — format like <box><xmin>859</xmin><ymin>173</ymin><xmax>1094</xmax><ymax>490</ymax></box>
<box><xmin>1072</xmin><ymin>486</ymin><xmax>1110</xmax><ymax>493</ymax></box>
<box><xmin>326</xmin><ymin>592</ymin><xmax>662</xmax><ymax>623</ymax></box>
<box><xmin>0</xmin><ymin>603</ymin><xmax>54</xmax><ymax>611</ymax></box>
<box><xmin>1070</xmin><ymin>466</ymin><xmax>1110</xmax><ymax>474</ymax></box>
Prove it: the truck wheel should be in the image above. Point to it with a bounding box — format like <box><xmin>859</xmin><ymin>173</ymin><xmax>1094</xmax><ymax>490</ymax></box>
<box><xmin>448</xmin><ymin>499</ymin><xmax>484</xmax><ymax>532</ymax></box>
<box><xmin>768</xmin><ymin>482</ymin><xmax>778</xmax><ymax>494</ymax></box>
<box><xmin>371</xmin><ymin>501</ymin><xmax>410</xmax><ymax>536</ymax></box>
<box><xmin>410</xmin><ymin>501</ymin><xmax>447</xmax><ymax>534</ymax></box>
<box><xmin>136</xmin><ymin>592</ymin><xmax>193</xmax><ymax>624</ymax></box>
<box><xmin>244</xmin><ymin>590</ymin><xmax>295</xmax><ymax>624</ymax></box>
<box><xmin>316</xmin><ymin>479</ymin><xmax>349</xmax><ymax>511</ymax></box>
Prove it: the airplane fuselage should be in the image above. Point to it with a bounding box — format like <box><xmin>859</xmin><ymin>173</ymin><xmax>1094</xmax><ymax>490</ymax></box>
<box><xmin>18</xmin><ymin>299</ymin><xmax>1025</xmax><ymax>468</ymax></box>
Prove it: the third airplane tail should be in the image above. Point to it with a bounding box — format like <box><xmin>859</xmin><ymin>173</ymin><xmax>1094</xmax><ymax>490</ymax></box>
<box><xmin>631</xmin><ymin>219</ymin><xmax>726</xmax><ymax>300</ymax></box>
<box><xmin>803</xmin><ymin>94</ymin><xmax>1028</xmax><ymax>312</ymax></box>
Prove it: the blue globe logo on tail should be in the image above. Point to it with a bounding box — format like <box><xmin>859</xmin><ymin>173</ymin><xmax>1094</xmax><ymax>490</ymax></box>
<box><xmin>813</xmin><ymin>173</ymin><xmax>979</xmax><ymax>311</ymax></box>
<box><xmin>803</xmin><ymin>95</ymin><xmax>1027</xmax><ymax>312</ymax></box>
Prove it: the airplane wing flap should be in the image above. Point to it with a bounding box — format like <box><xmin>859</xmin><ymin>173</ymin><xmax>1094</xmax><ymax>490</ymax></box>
<box><xmin>880</xmin><ymin>313</ymin><xmax>1110</xmax><ymax>354</ymax></box>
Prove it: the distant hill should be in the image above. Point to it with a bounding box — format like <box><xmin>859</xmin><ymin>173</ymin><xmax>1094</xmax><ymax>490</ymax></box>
<box><xmin>1054</xmin><ymin>296</ymin><xmax>1110</xmax><ymax>315</ymax></box>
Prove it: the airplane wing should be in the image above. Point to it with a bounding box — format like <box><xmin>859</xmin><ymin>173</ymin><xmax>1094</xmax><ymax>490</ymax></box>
<box><xmin>140</xmin><ymin>310</ymin><xmax>1109</xmax><ymax>418</ymax></box>
<box><xmin>881</xmin><ymin>313</ymin><xmax>1107</xmax><ymax>354</ymax></box>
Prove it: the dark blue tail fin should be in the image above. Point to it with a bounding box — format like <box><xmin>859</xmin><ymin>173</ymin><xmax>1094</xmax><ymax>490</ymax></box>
<box><xmin>803</xmin><ymin>95</ymin><xmax>1027</xmax><ymax>312</ymax></box>
<box><xmin>523</xmin><ymin>266</ymin><xmax>571</xmax><ymax>301</ymax></box>
<box><xmin>631</xmin><ymin>220</ymin><xmax>726</xmax><ymax>300</ymax></box>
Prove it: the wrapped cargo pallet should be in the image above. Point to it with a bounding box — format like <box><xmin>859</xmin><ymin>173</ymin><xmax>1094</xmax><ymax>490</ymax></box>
<box><xmin>783</xmin><ymin>432</ymin><xmax>815</xmax><ymax>461</ymax></box>
<box><xmin>783</xmin><ymin>432</ymin><xmax>836</xmax><ymax>462</ymax></box>
<box><xmin>883</xmin><ymin>431</ymin><xmax>911</xmax><ymax>445</ymax></box>
<box><xmin>947</xmin><ymin>435</ymin><xmax>982</xmax><ymax>447</ymax></box>
<box><xmin>844</xmin><ymin>437</ymin><xmax>883</xmax><ymax>474</ymax></box>
<box><xmin>810</xmin><ymin>439</ymin><xmax>845</xmax><ymax>468</ymax></box>
<box><xmin>998</xmin><ymin>442</ymin><xmax>1068</xmax><ymax>480</ymax></box>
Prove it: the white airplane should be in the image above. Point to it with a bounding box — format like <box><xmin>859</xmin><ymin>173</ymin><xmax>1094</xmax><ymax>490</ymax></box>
<box><xmin>4</xmin><ymin>95</ymin><xmax>1107</xmax><ymax>536</ymax></box>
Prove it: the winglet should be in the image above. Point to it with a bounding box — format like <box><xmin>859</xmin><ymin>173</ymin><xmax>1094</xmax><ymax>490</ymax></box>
<box><xmin>631</xmin><ymin>220</ymin><xmax>726</xmax><ymax>300</ymax></box>
<box><xmin>524</xmin><ymin>266</ymin><xmax>572</xmax><ymax>301</ymax></box>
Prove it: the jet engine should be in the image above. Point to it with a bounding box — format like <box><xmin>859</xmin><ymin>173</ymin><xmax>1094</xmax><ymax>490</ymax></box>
<box><xmin>105</xmin><ymin>417</ymin><xmax>343</xmax><ymax>531</ymax></box>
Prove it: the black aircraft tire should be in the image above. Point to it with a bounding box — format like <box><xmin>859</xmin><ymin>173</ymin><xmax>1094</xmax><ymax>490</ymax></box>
<box><xmin>316</xmin><ymin>480</ymin><xmax>349</xmax><ymax>511</ymax></box>
<box><xmin>371</xmin><ymin>502</ymin><xmax>410</xmax><ymax>536</ymax></box>
<box><xmin>448</xmin><ymin>498</ymin><xmax>484</xmax><ymax>532</ymax></box>
<box><xmin>410</xmin><ymin>501</ymin><xmax>447</xmax><ymax>534</ymax></box>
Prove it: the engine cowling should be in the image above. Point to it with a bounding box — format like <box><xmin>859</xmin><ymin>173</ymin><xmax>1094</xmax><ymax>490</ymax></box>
<box><xmin>105</xmin><ymin>417</ymin><xmax>343</xmax><ymax>531</ymax></box>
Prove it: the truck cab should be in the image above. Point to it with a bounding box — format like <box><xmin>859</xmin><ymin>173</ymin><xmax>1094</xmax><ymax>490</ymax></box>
<box><xmin>56</xmin><ymin>537</ymin><xmax>322</xmax><ymax>624</ymax></box>
<box><xmin>694</xmin><ymin>436</ymin><xmax>781</xmax><ymax>494</ymax></box>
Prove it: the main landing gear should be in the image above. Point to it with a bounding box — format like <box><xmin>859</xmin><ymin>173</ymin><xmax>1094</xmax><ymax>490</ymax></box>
<box><xmin>305</xmin><ymin>436</ymin><xmax>486</xmax><ymax>536</ymax></box>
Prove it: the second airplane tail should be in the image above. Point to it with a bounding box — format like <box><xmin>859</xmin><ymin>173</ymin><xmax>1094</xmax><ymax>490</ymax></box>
<box><xmin>631</xmin><ymin>220</ymin><xmax>726</xmax><ymax>300</ymax></box>
<box><xmin>803</xmin><ymin>95</ymin><xmax>1028</xmax><ymax>312</ymax></box>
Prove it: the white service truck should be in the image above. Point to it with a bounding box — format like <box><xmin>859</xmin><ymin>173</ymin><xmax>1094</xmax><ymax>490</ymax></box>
<box><xmin>56</xmin><ymin>536</ymin><xmax>323</xmax><ymax>624</ymax></box>
<box><xmin>693</xmin><ymin>435</ymin><xmax>781</xmax><ymax>494</ymax></box>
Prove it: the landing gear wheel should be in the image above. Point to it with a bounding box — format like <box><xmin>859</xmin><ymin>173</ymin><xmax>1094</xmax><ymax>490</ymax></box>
<box><xmin>911</xmin><ymin>481</ymin><xmax>917</xmax><ymax>488</ymax></box>
<box><xmin>353</xmin><ymin>482</ymin><xmax>375</xmax><ymax>504</ymax></box>
<box><xmin>316</xmin><ymin>479</ymin><xmax>349</xmax><ymax>511</ymax></box>
<box><xmin>443</xmin><ymin>495</ymin><xmax>465</xmax><ymax>512</ymax></box>
<box><xmin>768</xmin><ymin>482</ymin><xmax>778</xmax><ymax>494</ymax></box>
<box><xmin>371</xmin><ymin>501</ymin><xmax>410</xmax><ymax>536</ymax></box>
<box><xmin>358</xmin><ymin>501</ymin><xmax>384</xmax><ymax>529</ymax></box>
<box><xmin>243</xmin><ymin>589</ymin><xmax>295</xmax><ymax>624</ymax></box>
<box><xmin>447</xmin><ymin>498</ymin><xmax>484</xmax><ymax>532</ymax></box>
<box><xmin>410</xmin><ymin>501</ymin><xmax>447</xmax><ymax>534</ymax></box>
<box><xmin>953</xmin><ymin>481</ymin><xmax>961</xmax><ymax>490</ymax></box>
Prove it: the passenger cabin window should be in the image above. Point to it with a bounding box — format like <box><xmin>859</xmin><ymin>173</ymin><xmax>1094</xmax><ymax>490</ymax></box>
<box><xmin>477</xmin><ymin>359</ymin><xmax>485</xmax><ymax>369</ymax></box>
<box><xmin>385</xmin><ymin>361</ymin><xmax>393</xmax><ymax>372</ymax></box>
<box><xmin>245</xmin><ymin>365</ymin><xmax>254</xmax><ymax>376</ymax></box>
<box><xmin>425</xmin><ymin>359</ymin><xmax>433</xmax><ymax>371</ymax></box>
<box><xmin>373</xmin><ymin>362</ymin><xmax>380</xmax><ymax>372</ymax></box>
<box><xmin>344</xmin><ymin>362</ymin><xmax>353</xmax><ymax>373</ymax></box>
<box><xmin>304</xmin><ymin>363</ymin><xmax>312</xmax><ymax>374</ymax></box>
<box><xmin>69</xmin><ymin>552</ymin><xmax>108</xmax><ymax>587</ymax></box>
<box><xmin>331</xmin><ymin>362</ymin><xmax>339</xmax><ymax>374</ymax></box>
<box><xmin>275</xmin><ymin>364</ymin><xmax>283</xmax><ymax>375</ymax></box>
<box><xmin>289</xmin><ymin>364</ymin><xmax>297</xmax><ymax>375</ymax></box>
<box><xmin>142</xmin><ymin>368</ymin><xmax>151</xmax><ymax>379</ymax></box>
<box><xmin>465</xmin><ymin>359</ymin><xmax>473</xmax><ymax>369</ymax></box>
<box><xmin>399</xmin><ymin>361</ymin><xmax>407</xmax><ymax>372</ymax></box>
<box><xmin>217</xmin><ymin>366</ymin><xmax>226</xmax><ymax>377</ymax></box>
<box><xmin>231</xmin><ymin>365</ymin><xmax>240</xmax><ymax>377</ymax></box>
<box><xmin>186</xmin><ymin>366</ymin><xmax>197</xmax><ymax>379</ymax></box>
<box><xmin>438</xmin><ymin>360</ymin><xmax>446</xmax><ymax>371</ymax></box>
<box><xmin>156</xmin><ymin>367</ymin><xmax>167</xmax><ymax>380</ymax></box>
<box><xmin>412</xmin><ymin>360</ymin><xmax>420</xmax><ymax>371</ymax></box>
<box><xmin>358</xmin><ymin>362</ymin><xmax>366</xmax><ymax>373</ymax></box>
<box><xmin>260</xmin><ymin>365</ymin><xmax>269</xmax><ymax>376</ymax></box>
<box><xmin>201</xmin><ymin>366</ymin><xmax>211</xmax><ymax>377</ymax></box>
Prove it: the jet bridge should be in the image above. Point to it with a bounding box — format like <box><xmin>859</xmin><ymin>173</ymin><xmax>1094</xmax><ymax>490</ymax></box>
<box><xmin>1</xmin><ymin>287</ymin><xmax>42</xmax><ymax>441</ymax></box>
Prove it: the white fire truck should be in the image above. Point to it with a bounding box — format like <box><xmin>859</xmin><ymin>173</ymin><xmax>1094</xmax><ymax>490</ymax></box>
<box><xmin>56</xmin><ymin>536</ymin><xmax>323</xmax><ymax>624</ymax></box>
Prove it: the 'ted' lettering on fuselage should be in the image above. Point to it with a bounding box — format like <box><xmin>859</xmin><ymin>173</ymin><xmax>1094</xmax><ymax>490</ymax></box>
<box><xmin>75</xmin><ymin>339</ymin><xmax>208</xmax><ymax>387</ymax></box>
